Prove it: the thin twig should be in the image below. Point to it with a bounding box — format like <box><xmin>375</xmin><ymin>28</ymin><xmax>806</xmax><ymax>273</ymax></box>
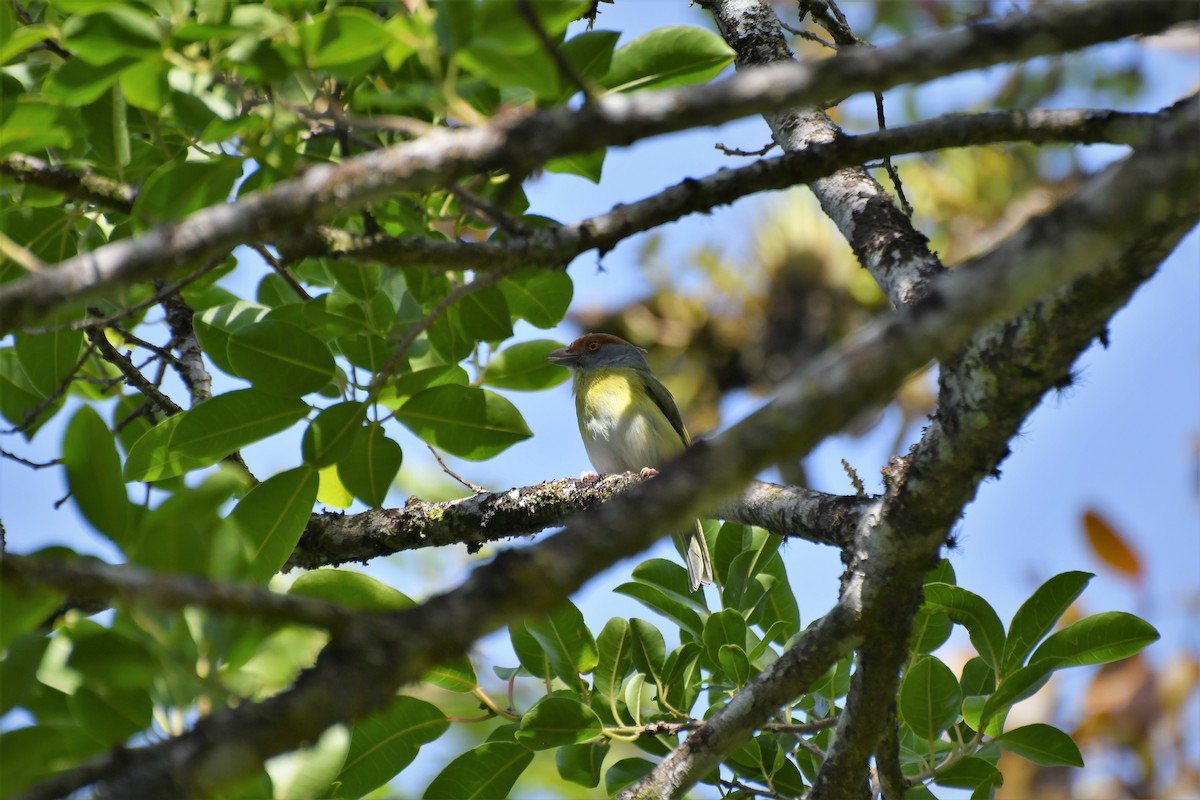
<box><xmin>875</xmin><ymin>91</ymin><xmax>913</xmax><ymax>218</ymax></box>
<box><xmin>86</xmin><ymin>328</ymin><xmax>184</xmax><ymax>417</ymax></box>
<box><xmin>366</xmin><ymin>272</ymin><xmax>504</xmax><ymax>406</ymax></box>
<box><xmin>250</xmin><ymin>244</ymin><xmax>312</xmax><ymax>301</ymax></box>
<box><xmin>517</xmin><ymin>0</ymin><xmax>596</xmax><ymax>104</ymax></box>
<box><xmin>715</xmin><ymin>141</ymin><xmax>778</xmax><ymax>157</ymax></box>
<box><xmin>0</xmin><ymin>447</ymin><xmax>61</xmax><ymax>469</ymax></box>
<box><xmin>427</xmin><ymin>444</ymin><xmax>488</xmax><ymax>494</ymax></box>
<box><xmin>6</xmin><ymin>342</ymin><xmax>97</xmax><ymax>434</ymax></box>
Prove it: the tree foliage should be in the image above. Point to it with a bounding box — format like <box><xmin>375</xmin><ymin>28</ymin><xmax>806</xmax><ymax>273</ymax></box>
<box><xmin>0</xmin><ymin>1</ymin><xmax>1196</xmax><ymax>799</ymax></box>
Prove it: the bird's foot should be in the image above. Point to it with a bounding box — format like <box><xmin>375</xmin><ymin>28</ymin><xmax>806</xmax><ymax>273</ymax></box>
<box><xmin>639</xmin><ymin>467</ymin><xmax>659</xmax><ymax>478</ymax></box>
<box><xmin>580</xmin><ymin>471</ymin><xmax>600</xmax><ymax>481</ymax></box>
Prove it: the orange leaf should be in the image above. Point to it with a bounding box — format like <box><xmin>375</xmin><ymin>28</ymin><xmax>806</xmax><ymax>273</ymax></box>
<box><xmin>1082</xmin><ymin>508</ymin><xmax>1143</xmax><ymax>583</ymax></box>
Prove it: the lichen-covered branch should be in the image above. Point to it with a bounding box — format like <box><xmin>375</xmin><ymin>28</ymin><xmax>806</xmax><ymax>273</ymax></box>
<box><xmin>285</xmin><ymin>475</ymin><xmax>861</xmax><ymax>571</ymax></box>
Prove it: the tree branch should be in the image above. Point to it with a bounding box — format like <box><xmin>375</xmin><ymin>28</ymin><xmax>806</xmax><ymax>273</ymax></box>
<box><xmin>0</xmin><ymin>553</ymin><xmax>353</xmax><ymax>632</ymax></box>
<box><xmin>290</xmin><ymin>106</ymin><xmax>1161</xmax><ymax>272</ymax></box>
<box><xmin>0</xmin><ymin>0</ymin><xmax>1190</xmax><ymax>333</ymax></box>
<box><xmin>285</xmin><ymin>475</ymin><xmax>861</xmax><ymax>572</ymax></box>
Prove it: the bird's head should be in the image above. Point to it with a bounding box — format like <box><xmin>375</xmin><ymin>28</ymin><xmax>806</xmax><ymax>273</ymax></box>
<box><xmin>546</xmin><ymin>333</ymin><xmax>650</xmax><ymax>371</ymax></box>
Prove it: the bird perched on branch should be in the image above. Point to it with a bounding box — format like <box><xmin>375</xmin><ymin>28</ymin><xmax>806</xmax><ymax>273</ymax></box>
<box><xmin>546</xmin><ymin>333</ymin><xmax>714</xmax><ymax>591</ymax></box>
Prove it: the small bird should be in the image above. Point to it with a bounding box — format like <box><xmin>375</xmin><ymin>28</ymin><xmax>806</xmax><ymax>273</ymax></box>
<box><xmin>546</xmin><ymin>333</ymin><xmax>714</xmax><ymax>591</ymax></box>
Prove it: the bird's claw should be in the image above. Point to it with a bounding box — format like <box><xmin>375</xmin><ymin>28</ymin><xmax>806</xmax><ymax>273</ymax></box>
<box><xmin>639</xmin><ymin>467</ymin><xmax>659</xmax><ymax>478</ymax></box>
<box><xmin>580</xmin><ymin>471</ymin><xmax>600</xmax><ymax>481</ymax></box>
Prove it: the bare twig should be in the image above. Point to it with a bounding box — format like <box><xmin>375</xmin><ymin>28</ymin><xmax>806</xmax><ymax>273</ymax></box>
<box><xmin>427</xmin><ymin>444</ymin><xmax>488</xmax><ymax>494</ymax></box>
<box><xmin>517</xmin><ymin>0</ymin><xmax>597</xmax><ymax>104</ymax></box>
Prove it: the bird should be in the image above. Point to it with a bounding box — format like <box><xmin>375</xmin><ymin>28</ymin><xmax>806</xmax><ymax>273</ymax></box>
<box><xmin>546</xmin><ymin>333</ymin><xmax>714</xmax><ymax>591</ymax></box>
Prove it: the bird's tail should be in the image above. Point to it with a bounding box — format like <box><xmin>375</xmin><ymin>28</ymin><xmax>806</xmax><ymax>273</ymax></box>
<box><xmin>681</xmin><ymin>520</ymin><xmax>713</xmax><ymax>592</ymax></box>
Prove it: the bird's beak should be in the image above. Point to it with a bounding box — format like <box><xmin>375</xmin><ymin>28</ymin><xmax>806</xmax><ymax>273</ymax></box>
<box><xmin>545</xmin><ymin>346</ymin><xmax>577</xmax><ymax>367</ymax></box>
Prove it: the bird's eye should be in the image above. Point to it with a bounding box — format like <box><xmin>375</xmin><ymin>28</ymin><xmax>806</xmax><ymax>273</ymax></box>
<box><xmin>588</xmin><ymin>342</ymin><xmax>599</xmax><ymax>351</ymax></box>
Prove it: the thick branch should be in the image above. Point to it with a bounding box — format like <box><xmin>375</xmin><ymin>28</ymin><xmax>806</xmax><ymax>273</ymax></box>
<box><xmin>293</xmin><ymin>106</ymin><xmax>1161</xmax><ymax>271</ymax></box>
<box><xmin>710</xmin><ymin>0</ymin><xmax>945</xmax><ymax>307</ymax></box>
<box><xmin>0</xmin><ymin>0</ymin><xmax>1190</xmax><ymax>333</ymax></box>
<box><xmin>68</xmin><ymin>97</ymin><xmax>1200</xmax><ymax>800</ymax></box>
<box><xmin>0</xmin><ymin>554</ymin><xmax>353</xmax><ymax>632</ymax></box>
<box><xmin>285</xmin><ymin>476</ymin><xmax>860</xmax><ymax>571</ymax></box>
<box><xmin>0</xmin><ymin>153</ymin><xmax>136</xmax><ymax>213</ymax></box>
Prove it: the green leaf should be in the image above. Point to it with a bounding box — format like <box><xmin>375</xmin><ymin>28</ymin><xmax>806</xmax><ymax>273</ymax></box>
<box><xmin>68</xmin><ymin>684</ymin><xmax>152</xmax><ymax>745</ymax></box>
<box><xmin>0</xmin><ymin>725</ymin><xmax>103</xmax><ymax>796</ymax></box>
<box><xmin>509</xmin><ymin>621</ymin><xmax>552</xmax><ymax>682</ymax></box>
<box><xmin>122</xmin><ymin>414</ymin><xmax>207</xmax><ymax>482</ymax></box>
<box><xmin>516</xmin><ymin>695</ymin><xmax>603</xmax><ymax>750</ymax></box>
<box><xmin>126</xmin><ymin>470</ymin><xmax>242</xmax><ymax>574</ymax></box>
<box><xmin>422</xmin><ymin>742</ymin><xmax>533</xmax><ymax>800</ymax></box>
<box><xmin>141</xmin><ymin>389</ymin><xmax>306</xmax><ymax>471</ymax></box>
<box><xmin>594</xmin><ymin>618</ymin><xmax>633</xmax><ymax>704</ymax></box>
<box><xmin>994</xmin><ymin>723</ymin><xmax>1084</xmax><ymax>767</ymax></box>
<box><xmin>289</xmin><ymin>569</ymin><xmax>414</xmax><ymax>611</ymax></box>
<box><xmin>614</xmin><ymin>581</ymin><xmax>704</xmax><ymax>640</ymax></box>
<box><xmin>544</xmin><ymin>149</ymin><xmax>605</xmax><ymax>183</ymax></box>
<box><xmin>628</xmin><ymin>618</ymin><xmax>667</xmax><ymax>685</ymax></box>
<box><xmin>325</xmin><ymin>261</ymin><xmax>380</xmax><ymax>301</ymax></box>
<box><xmin>980</xmin><ymin>663</ymin><xmax>1054</xmax><ymax>727</ymax></box>
<box><xmin>301</xmin><ymin>402</ymin><xmax>367</xmax><ymax>468</ymax></box>
<box><xmin>526</xmin><ymin>600</ymin><xmax>599</xmax><ymax>688</ymax></box>
<box><xmin>456</xmin><ymin>285</ymin><xmax>512</xmax><ymax>341</ymax></box>
<box><xmin>923</xmin><ymin>583</ymin><xmax>1006</xmax><ymax>669</ymax></box>
<box><xmin>898</xmin><ymin>655</ymin><xmax>962</xmax><ymax>740</ymax></box>
<box><xmin>660</xmin><ymin>641</ymin><xmax>702</xmax><ymax>714</ymax></box>
<box><xmin>602</xmin><ymin>26</ymin><xmax>733</xmax><ymax>92</ymax></box>
<box><xmin>1000</xmin><ymin>571</ymin><xmax>1092</xmax><ymax>676</ymax></box>
<box><xmin>482</xmin><ymin>339</ymin><xmax>570</xmax><ymax>390</ymax></box>
<box><xmin>910</xmin><ymin>607</ymin><xmax>953</xmax><ymax>654</ymax></box>
<box><xmin>0</xmin><ymin>349</ymin><xmax>60</xmax><ymax>436</ymax></box>
<box><xmin>702</xmin><ymin>609</ymin><xmax>748</xmax><ymax>669</ymax></box>
<box><xmin>1029</xmin><ymin>611</ymin><xmax>1159</xmax><ymax>669</ymax></box>
<box><xmin>226</xmin><ymin>320</ymin><xmax>336</xmax><ymax>396</ymax></box>
<box><xmin>336</xmin><ymin>423</ymin><xmax>402</xmax><ymax>507</ymax></box>
<box><xmin>396</xmin><ymin>385</ymin><xmax>532</xmax><ymax>460</ymax></box>
<box><xmin>426</xmin><ymin>310</ymin><xmax>474</xmax><ymax>363</ymax></box>
<box><xmin>632</xmin><ymin>558</ymin><xmax>708</xmax><ymax>612</ymax></box>
<box><xmin>63</xmin><ymin>406</ymin><xmax>132</xmax><ymax>542</ymax></box>
<box><xmin>193</xmin><ymin>301</ymin><xmax>270</xmax><ymax>379</ymax></box>
<box><xmin>934</xmin><ymin>755</ymin><xmax>1003</xmax><ymax>791</ymax></box>
<box><xmin>425</xmin><ymin>658</ymin><xmax>477</xmax><ymax>693</ymax></box>
<box><xmin>604</xmin><ymin>757</ymin><xmax>656</xmax><ymax>795</ymax></box>
<box><xmin>556</xmin><ymin>30</ymin><xmax>620</xmax><ymax>95</ymax></box>
<box><xmin>299</xmin><ymin>7</ymin><xmax>392</xmax><ymax>79</ymax></box>
<box><xmin>61</xmin><ymin>7</ymin><xmax>161</xmax><ymax>64</ymax></box>
<box><xmin>228</xmin><ymin>466</ymin><xmax>319</xmax><ymax>581</ymax></box>
<box><xmin>131</xmin><ymin>157</ymin><xmax>244</xmax><ymax>223</ymax></box>
<box><xmin>332</xmin><ymin>696</ymin><xmax>449</xmax><ymax>799</ymax></box>
<box><xmin>718</xmin><ymin>644</ymin><xmax>751</xmax><ymax>686</ymax></box>
<box><xmin>556</xmin><ymin>741</ymin><xmax>606</xmax><ymax>788</ymax></box>
<box><xmin>0</xmin><ymin>583</ymin><xmax>60</xmax><ymax>650</ymax></box>
<box><xmin>381</xmin><ymin>365</ymin><xmax>470</xmax><ymax>406</ymax></box>
<box><xmin>498</xmin><ymin>269</ymin><xmax>572</xmax><ymax>329</ymax></box>
<box><xmin>67</xmin><ymin>628</ymin><xmax>158</xmax><ymax>690</ymax></box>
<box><xmin>14</xmin><ymin>328</ymin><xmax>82</xmax><ymax>397</ymax></box>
